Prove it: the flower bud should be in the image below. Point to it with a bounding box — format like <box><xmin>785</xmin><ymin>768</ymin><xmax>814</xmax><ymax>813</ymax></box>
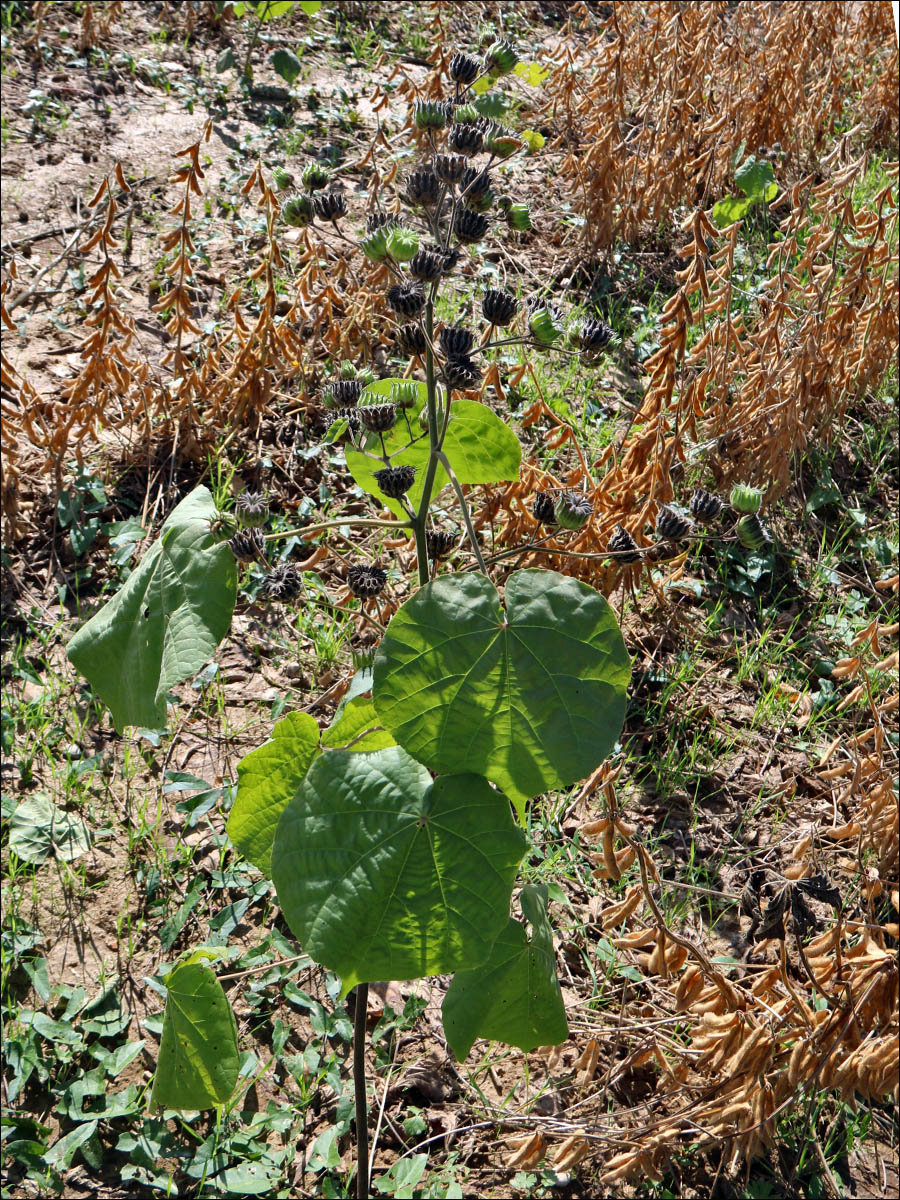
<box><xmin>234</xmin><ymin>490</ymin><xmax>269</xmax><ymax>529</ymax></box>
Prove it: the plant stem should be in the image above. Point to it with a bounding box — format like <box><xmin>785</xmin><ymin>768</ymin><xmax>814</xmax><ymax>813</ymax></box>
<box><xmin>263</xmin><ymin>517</ymin><xmax>411</xmax><ymax>541</ymax></box>
<box><xmin>353</xmin><ymin>982</ymin><xmax>370</xmax><ymax>1200</ymax></box>
<box><xmin>436</xmin><ymin>450</ymin><xmax>488</xmax><ymax>574</ymax></box>
<box><xmin>412</xmin><ymin>299</ymin><xmax>442</xmax><ymax>586</ymax></box>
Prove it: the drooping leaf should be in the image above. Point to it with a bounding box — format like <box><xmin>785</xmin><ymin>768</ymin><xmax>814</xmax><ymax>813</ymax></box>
<box><xmin>270</xmin><ymin>746</ymin><xmax>526</xmax><ymax>995</ymax></box>
<box><xmin>271</xmin><ymin>48</ymin><xmax>301</xmax><ymax>84</ymax></box>
<box><xmin>514</xmin><ymin>61</ymin><xmax>550</xmax><ymax>87</ymax></box>
<box><xmin>345</xmin><ymin>396</ymin><xmax>520</xmax><ymax>519</ymax></box>
<box><xmin>520</xmin><ymin>128</ymin><xmax>546</xmax><ymax>153</ymax></box>
<box><xmin>443</xmin><ymin>884</ymin><xmax>567</xmax><ymax>1059</ymax></box>
<box><xmin>734</xmin><ymin>155</ymin><xmax>777</xmax><ymax>203</ymax></box>
<box><xmin>712</xmin><ymin>193</ymin><xmax>753</xmax><ymax>227</ymax></box>
<box><xmin>373</xmin><ymin>570</ymin><xmax>630</xmax><ymax>817</ymax></box>
<box><xmin>9</xmin><ymin>793</ymin><xmax>92</xmax><ymax>864</ymax></box>
<box><xmin>67</xmin><ymin>487</ymin><xmax>237</xmax><ymax>732</ymax></box>
<box><xmin>227</xmin><ymin>711</ymin><xmax>320</xmax><ymax>875</ymax></box>
<box><xmin>149</xmin><ymin>951</ymin><xmax>239</xmax><ymax>1112</ymax></box>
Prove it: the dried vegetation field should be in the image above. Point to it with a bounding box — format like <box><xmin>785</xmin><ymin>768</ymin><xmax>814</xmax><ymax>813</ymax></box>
<box><xmin>1</xmin><ymin>2</ymin><xmax>898</xmax><ymax>1198</ymax></box>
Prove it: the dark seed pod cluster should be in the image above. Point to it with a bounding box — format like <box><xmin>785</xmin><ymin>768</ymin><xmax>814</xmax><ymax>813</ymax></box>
<box><xmin>439</xmin><ymin>326</ymin><xmax>474</xmax><ymax>358</ymax></box>
<box><xmin>532</xmin><ymin>491</ymin><xmax>556</xmax><ymax>525</ymax></box>
<box><xmin>423</xmin><ymin>242</ymin><xmax>460</xmax><ymax>274</ymax></box>
<box><xmin>432</xmin><ymin>154</ymin><xmax>468</xmax><ymax>185</ymax></box>
<box><xmin>427</xmin><ymin>529</ymin><xmax>459</xmax><ymax>560</ymax></box>
<box><xmin>482</xmin><ymin>288</ymin><xmax>519</xmax><ymax>326</ymax></box>
<box><xmin>655</xmin><ymin>505</ymin><xmax>694</xmax><ymax>541</ymax></box>
<box><xmin>459</xmin><ymin>167</ymin><xmax>492</xmax><ymax>202</ymax></box>
<box><xmin>443</xmin><ymin>357</ymin><xmax>481</xmax><ymax>389</ymax></box>
<box><xmin>387</xmin><ymin>282</ymin><xmax>426</xmax><ymax>317</ymax></box>
<box><xmin>454</xmin><ymin>207</ymin><xmax>489</xmax><ymax>243</ymax></box>
<box><xmin>229</xmin><ymin>528</ymin><xmax>266</xmax><ymax>563</ymax></box>
<box><xmin>608</xmin><ymin>525</ymin><xmax>642</xmax><ymax>563</ymax></box>
<box><xmin>325</xmin><ymin>379</ymin><xmax>363</xmax><ymax>407</ymax></box>
<box><xmin>360</xmin><ymin>404</ymin><xmax>397</xmax><ymax>433</ymax></box>
<box><xmin>347</xmin><ymin>564</ymin><xmax>388</xmax><ymax>599</ymax></box>
<box><xmin>234</xmin><ymin>490</ymin><xmax>269</xmax><ymax>529</ymax></box>
<box><xmin>573</xmin><ymin>318</ymin><xmax>613</xmax><ymax>354</ymax></box>
<box><xmin>260</xmin><ymin>563</ymin><xmax>302</xmax><ymax>601</ymax></box>
<box><xmin>395</xmin><ymin>323</ymin><xmax>428</xmax><ymax>356</ymax></box>
<box><xmin>409</xmin><ymin>249</ymin><xmax>445</xmax><ymax>282</ymax></box>
<box><xmin>367</xmin><ymin>211</ymin><xmax>398</xmax><ymax>233</ymax></box>
<box><xmin>554</xmin><ymin>490</ymin><xmax>593</xmax><ymax>531</ymax></box>
<box><xmin>374</xmin><ymin>465</ymin><xmax>416</xmax><ymax>499</ymax></box>
<box><xmin>690</xmin><ymin>487</ymin><xmax>724</xmax><ymax>523</ymax></box>
<box><xmin>448</xmin><ymin>123</ymin><xmax>484</xmax><ymax>156</ymax></box>
<box><xmin>402</xmin><ymin>170</ymin><xmax>441</xmax><ymax>208</ymax></box>
<box><xmin>333</xmin><ymin>407</ymin><xmax>362</xmax><ymax>432</ymax></box>
<box><xmin>314</xmin><ymin>191</ymin><xmax>347</xmax><ymax>222</ymax></box>
<box><xmin>449</xmin><ymin>51</ymin><xmax>480</xmax><ymax>86</ymax></box>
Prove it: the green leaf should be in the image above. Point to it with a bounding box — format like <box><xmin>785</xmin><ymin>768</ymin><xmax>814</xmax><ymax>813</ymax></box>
<box><xmin>514</xmin><ymin>61</ymin><xmax>550</xmax><ymax>87</ymax></box>
<box><xmin>373</xmin><ymin>570</ymin><xmax>630</xmax><ymax>817</ymax></box>
<box><xmin>345</xmin><ymin>398</ymin><xmax>520</xmax><ymax>519</ymax></box>
<box><xmin>734</xmin><ymin>156</ymin><xmax>776</xmax><ymax>203</ymax></box>
<box><xmin>298</xmin><ymin>0</ymin><xmax>321</xmax><ymax>11</ymax></box>
<box><xmin>711</xmin><ymin>193</ymin><xmax>753</xmax><ymax>227</ymax></box>
<box><xmin>271</xmin><ymin>746</ymin><xmax>526</xmax><ymax>994</ymax></box>
<box><xmin>150</xmin><ymin>955</ymin><xmax>239</xmax><ymax>1112</ymax></box>
<box><xmin>443</xmin><ymin>885</ymin><xmax>567</xmax><ymax>1059</ymax></box>
<box><xmin>473</xmin><ymin>91</ymin><xmax>509</xmax><ymax>119</ymax></box>
<box><xmin>45</xmin><ymin>1121</ymin><xmax>99</xmax><ymax>1169</ymax></box>
<box><xmin>471</xmin><ymin>75</ymin><xmax>491</xmax><ymax>95</ymax></box>
<box><xmin>259</xmin><ymin>0</ymin><xmax>296</xmax><ymax>17</ymax></box>
<box><xmin>520</xmin><ymin>128</ymin><xmax>546</xmax><ymax>153</ymax></box>
<box><xmin>321</xmin><ymin>695</ymin><xmax>395</xmax><ymax>753</ymax></box>
<box><xmin>227</xmin><ymin>711</ymin><xmax>320</xmax><ymax>875</ymax></box>
<box><xmin>271</xmin><ymin>48</ymin><xmax>301</xmax><ymax>84</ymax></box>
<box><xmin>216</xmin><ymin>47</ymin><xmax>236</xmax><ymax>72</ymax></box>
<box><xmin>67</xmin><ymin>486</ymin><xmax>237</xmax><ymax>732</ymax></box>
<box><xmin>9</xmin><ymin>793</ymin><xmax>92</xmax><ymax>864</ymax></box>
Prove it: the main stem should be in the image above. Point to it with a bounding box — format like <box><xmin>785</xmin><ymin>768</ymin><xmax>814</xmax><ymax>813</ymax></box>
<box><xmin>353</xmin><ymin>982</ymin><xmax>369</xmax><ymax>1200</ymax></box>
<box><xmin>412</xmin><ymin>298</ymin><xmax>442</xmax><ymax>586</ymax></box>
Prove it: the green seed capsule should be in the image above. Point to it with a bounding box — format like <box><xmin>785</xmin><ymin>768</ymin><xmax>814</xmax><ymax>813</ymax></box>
<box><xmin>301</xmin><ymin>162</ymin><xmax>331</xmax><ymax>191</ymax></box>
<box><xmin>730</xmin><ymin>484</ymin><xmax>764</xmax><ymax>514</ymax></box>
<box><xmin>736</xmin><ymin>513</ymin><xmax>771</xmax><ymax>550</ymax></box>
<box><xmin>385</xmin><ymin>227</ymin><xmax>419</xmax><ymax>262</ymax></box>
<box><xmin>506</xmin><ymin>203</ymin><xmax>532</xmax><ymax>231</ymax></box>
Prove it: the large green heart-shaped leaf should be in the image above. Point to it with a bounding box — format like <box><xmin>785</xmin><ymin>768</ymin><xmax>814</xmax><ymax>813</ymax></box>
<box><xmin>150</xmin><ymin>950</ymin><xmax>239</xmax><ymax>1112</ymax></box>
<box><xmin>443</xmin><ymin>885</ymin><xmax>567</xmax><ymax>1059</ymax></box>
<box><xmin>373</xmin><ymin>569</ymin><xmax>630</xmax><ymax>817</ymax></box>
<box><xmin>67</xmin><ymin>487</ymin><xmax>236</xmax><ymax>732</ymax></box>
<box><xmin>270</xmin><ymin>746</ymin><xmax>526</xmax><ymax>993</ymax></box>
<box><xmin>345</xmin><ymin>394</ymin><xmax>520</xmax><ymax>519</ymax></box>
<box><xmin>8</xmin><ymin>793</ymin><xmax>92</xmax><ymax>864</ymax></box>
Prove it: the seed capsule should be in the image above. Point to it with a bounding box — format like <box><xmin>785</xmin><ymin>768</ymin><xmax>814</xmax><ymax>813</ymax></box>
<box><xmin>386</xmin><ymin>282</ymin><xmax>426</xmax><ymax>317</ymax></box>
<box><xmin>483</xmin><ymin>122</ymin><xmax>521</xmax><ymax>158</ymax></box>
<box><xmin>282</xmin><ymin>193</ymin><xmax>315</xmax><ymax>228</ymax></box>
<box><xmin>529</xmin><ymin>304</ymin><xmax>563</xmax><ymax>346</ymax></box>
<box><xmin>347</xmin><ymin>564</ymin><xmax>388</xmax><ymax>599</ymax></box>
<box><xmin>689</xmin><ymin>487</ymin><xmax>724</xmax><ymax>522</ymax></box>
<box><xmin>234</xmin><ymin>490</ymin><xmax>269</xmax><ymax>529</ymax></box>
<box><xmin>422</xmin><ymin>242</ymin><xmax>460</xmax><ymax>274</ymax></box>
<box><xmin>443</xmin><ymin>357</ymin><xmax>481</xmax><ymax>389</ymax></box>
<box><xmin>449</xmin><ymin>51</ymin><xmax>480</xmax><ymax>86</ymax></box>
<box><xmin>484</xmin><ymin>39</ymin><xmax>518</xmax><ymax>77</ymax></box>
<box><xmin>482</xmin><ymin>288</ymin><xmax>519</xmax><ymax>326</ymax></box>
<box><xmin>408</xmin><ymin>249</ymin><xmax>444</xmax><ymax>282</ymax></box>
<box><xmin>395</xmin><ymin>324</ymin><xmax>428</xmax><ymax>356</ymax></box>
<box><xmin>608</xmin><ymin>524</ymin><xmax>641</xmax><ymax>563</ymax></box>
<box><xmin>366</xmin><ymin>212</ymin><xmax>399</xmax><ymax>233</ymax></box>
<box><xmin>389</xmin><ymin>381</ymin><xmax>420</xmax><ymax>409</ymax></box>
<box><xmin>402</xmin><ymin>169</ymin><xmax>441</xmax><ymax>208</ymax></box>
<box><xmin>730</xmin><ymin>483</ymin><xmax>764</xmax><ymax>514</ymax></box>
<box><xmin>554</xmin><ymin>490</ymin><xmax>593</xmax><ymax>531</ymax></box>
<box><xmin>736</xmin><ymin>513</ymin><xmax>772</xmax><ymax>550</ymax></box>
<box><xmin>413</xmin><ymin>100</ymin><xmax>448</xmax><ymax>131</ymax></box>
<box><xmin>459</xmin><ymin>166</ymin><xmax>492</xmax><ymax>202</ymax></box>
<box><xmin>439</xmin><ymin>326</ymin><xmax>474</xmax><ymax>358</ymax></box>
<box><xmin>324</xmin><ymin>379</ymin><xmax>363</xmax><ymax>407</ymax></box>
<box><xmin>373</xmin><ymin>465</ymin><xmax>417</xmax><ymax>499</ymax></box>
<box><xmin>385</xmin><ymin>227</ymin><xmax>419</xmax><ymax>262</ymax></box>
<box><xmin>260</xmin><ymin>563</ymin><xmax>302</xmax><ymax>601</ymax></box>
<box><xmin>453</xmin><ymin>206</ymin><xmax>489</xmax><ymax>243</ymax></box>
<box><xmin>448</xmin><ymin>122</ymin><xmax>484</xmax><ymax>156</ymax></box>
<box><xmin>360</xmin><ymin>226</ymin><xmax>392</xmax><ymax>263</ymax></box>
<box><xmin>360</xmin><ymin>404</ymin><xmax>397</xmax><ymax>433</ymax></box>
<box><xmin>532</xmin><ymin>491</ymin><xmax>556</xmax><ymax>524</ymax></box>
<box><xmin>655</xmin><ymin>504</ymin><xmax>694</xmax><ymax>541</ymax></box>
<box><xmin>572</xmin><ymin>318</ymin><xmax>613</xmax><ymax>354</ymax></box>
<box><xmin>229</xmin><ymin>527</ymin><xmax>266</xmax><ymax>563</ymax></box>
<box><xmin>301</xmin><ymin>162</ymin><xmax>331</xmax><ymax>191</ymax></box>
<box><xmin>314</xmin><ymin>191</ymin><xmax>347</xmax><ymax>221</ymax></box>
<box><xmin>432</xmin><ymin>154</ymin><xmax>468</xmax><ymax>185</ymax></box>
<box><xmin>426</xmin><ymin>529</ymin><xmax>459</xmax><ymax>560</ymax></box>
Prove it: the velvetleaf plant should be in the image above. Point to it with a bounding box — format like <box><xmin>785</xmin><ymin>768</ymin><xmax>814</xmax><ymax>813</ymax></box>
<box><xmin>66</xmin><ymin>43</ymin><xmax>644</xmax><ymax>1196</ymax></box>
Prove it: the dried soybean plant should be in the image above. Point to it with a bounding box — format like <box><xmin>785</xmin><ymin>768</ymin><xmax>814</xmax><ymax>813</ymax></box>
<box><xmin>544</xmin><ymin>0</ymin><xmax>898</xmax><ymax>252</ymax></box>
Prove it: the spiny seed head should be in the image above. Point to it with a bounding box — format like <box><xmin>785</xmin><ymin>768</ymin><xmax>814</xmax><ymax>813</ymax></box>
<box><xmin>505</xmin><ymin>202</ymin><xmax>532</xmax><ymax>231</ymax></box>
<box><xmin>409</xmin><ymin>248</ymin><xmax>445</xmax><ymax>282</ymax></box>
<box><xmin>608</xmin><ymin>524</ymin><xmax>642</xmax><ymax>563</ymax></box>
<box><xmin>356</xmin><ymin>366</ymin><xmax>376</xmax><ymax>387</ymax></box>
<box><xmin>390</xmin><ymin>380</ymin><xmax>421</xmax><ymax>409</ymax></box>
<box><xmin>366</xmin><ymin>211</ymin><xmax>399</xmax><ymax>233</ymax></box>
<box><xmin>360</xmin><ymin>226</ymin><xmax>392</xmax><ymax>263</ymax></box>
<box><xmin>439</xmin><ymin>326</ymin><xmax>474</xmax><ymax>358</ymax></box>
<box><xmin>655</xmin><ymin>504</ymin><xmax>694</xmax><ymax>541</ymax></box>
<box><xmin>454</xmin><ymin>206</ymin><xmax>489</xmax><ymax>243</ymax></box>
<box><xmin>459</xmin><ymin>166</ymin><xmax>492</xmax><ymax>201</ymax></box>
<box><xmin>736</xmin><ymin>512</ymin><xmax>772</xmax><ymax>550</ymax></box>
<box><xmin>385</xmin><ymin>226</ymin><xmax>419</xmax><ymax>262</ymax></box>
<box><xmin>690</xmin><ymin>487</ymin><xmax>724</xmax><ymax>522</ymax></box>
<box><xmin>324</xmin><ymin>379</ymin><xmax>363</xmax><ymax>408</ymax></box>
<box><xmin>402</xmin><ymin>169</ymin><xmax>441</xmax><ymax>208</ymax></box>
<box><xmin>386</xmin><ymin>281</ymin><xmax>426</xmax><ymax>317</ymax></box>
<box><xmin>449</xmin><ymin>51</ymin><xmax>480</xmax><ymax>86</ymax></box>
<box><xmin>229</xmin><ymin>527</ymin><xmax>266</xmax><ymax>563</ymax></box>
<box><xmin>427</xmin><ymin>528</ymin><xmax>459</xmax><ymax>560</ymax></box>
<box><xmin>529</xmin><ymin>305</ymin><xmax>564</xmax><ymax>346</ymax></box>
<box><xmin>572</xmin><ymin>318</ymin><xmax>613</xmax><ymax>354</ymax></box>
<box><xmin>340</xmin><ymin>360</ymin><xmax>359</xmax><ymax>380</ymax></box>
<box><xmin>453</xmin><ymin>101</ymin><xmax>480</xmax><ymax>123</ymax></box>
<box><xmin>314</xmin><ymin>191</ymin><xmax>347</xmax><ymax>221</ymax></box>
<box><xmin>374</xmin><ymin>465</ymin><xmax>416</xmax><ymax>499</ymax></box>
<box><xmin>333</xmin><ymin>407</ymin><xmax>362</xmax><ymax>433</ymax></box>
<box><xmin>483</xmin><ymin>122</ymin><xmax>521</xmax><ymax>158</ymax></box>
<box><xmin>482</xmin><ymin>288</ymin><xmax>519</xmax><ymax>326</ymax></box>
<box><xmin>272</xmin><ymin>166</ymin><xmax>293</xmax><ymax>191</ymax></box>
<box><xmin>432</xmin><ymin>153</ymin><xmax>468</xmax><ymax>185</ymax></box>
<box><xmin>282</xmin><ymin>193</ymin><xmax>315</xmax><ymax>228</ymax></box>
<box><xmin>395</xmin><ymin>323</ymin><xmax>428</xmax><ymax>357</ymax></box>
<box><xmin>448</xmin><ymin>122</ymin><xmax>484</xmax><ymax>156</ymax></box>
<box><xmin>423</xmin><ymin>242</ymin><xmax>460</xmax><ymax>274</ymax></box>
<box><xmin>260</xmin><ymin>563</ymin><xmax>302</xmax><ymax>601</ymax></box>
<box><xmin>301</xmin><ymin>162</ymin><xmax>331</xmax><ymax>191</ymax></box>
<box><xmin>443</xmin><ymin>357</ymin><xmax>481</xmax><ymax>389</ymax></box>
<box><xmin>532</xmin><ymin>491</ymin><xmax>556</xmax><ymax>524</ymax></box>
<box><xmin>484</xmin><ymin>38</ymin><xmax>518</xmax><ymax>77</ymax></box>
<box><xmin>730</xmin><ymin>483</ymin><xmax>764</xmax><ymax>514</ymax></box>
<box><xmin>234</xmin><ymin>490</ymin><xmax>269</xmax><ymax>528</ymax></box>
<box><xmin>347</xmin><ymin>564</ymin><xmax>388</xmax><ymax>599</ymax></box>
<box><xmin>360</xmin><ymin>404</ymin><xmax>397</xmax><ymax>433</ymax></box>
<box><xmin>413</xmin><ymin>100</ymin><xmax>448</xmax><ymax>130</ymax></box>
<box><xmin>554</xmin><ymin>490</ymin><xmax>593</xmax><ymax>531</ymax></box>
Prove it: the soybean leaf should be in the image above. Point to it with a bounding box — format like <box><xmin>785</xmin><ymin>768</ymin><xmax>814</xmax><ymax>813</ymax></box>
<box><xmin>67</xmin><ymin>486</ymin><xmax>237</xmax><ymax>732</ymax></box>
<box><xmin>150</xmin><ymin>951</ymin><xmax>239</xmax><ymax>1112</ymax></box>
<box><xmin>473</xmin><ymin>91</ymin><xmax>509</xmax><ymax>118</ymax></box>
<box><xmin>272</xmin><ymin>48</ymin><xmax>301</xmax><ymax>83</ymax></box>
<box><xmin>373</xmin><ymin>570</ymin><xmax>630</xmax><ymax>818</ymax></box>
<box><xmin>735</xmin><ymin>155</ymin><xmax>777</xmax><ymax>203</ymax></box>
<box><xmin>712</xmin><ymin>194</ymin><xmax>753</xmax><ymax>226</ymax></box>
<box><xmin>520</xmin><ymin>128</ymin><xmax>546</xmax><ymax>152</ymax></box>
<box><xmin>443</xmin><ymin>885</ymin><xmax>567</xmax><ymax>1059</ymax></box>
<box><xmin>227</xmin><ymin>711</ymin><xmax>319</xmax><ymax>875</ymax></box>
<box><xmin>216</xmin><ymin>47</ymin><xmax>236</xmax><ymax>72</ymax></box>
<box><xmin>345</xmin><ymin>397</ymin><xmax>520</xmax><ymax>519</ymax></box>
<box><xmin>271</xmin><ymin>746</ymin><xmax>526</xmax><ymax>995</ymax></box>
<box><xmin>298</xmin><ymin>0</ymin><xmax>322</xmax><ymax>11</ymax></box>
<box><xmin>514</xmin><ymin>61</ymin><xmax>550</xmax><ymax>86</ymax></box>
<box><xmin>9</xmin><ymin>793</ymin><xmax>92</xmax><ymax>864</ymax></box>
